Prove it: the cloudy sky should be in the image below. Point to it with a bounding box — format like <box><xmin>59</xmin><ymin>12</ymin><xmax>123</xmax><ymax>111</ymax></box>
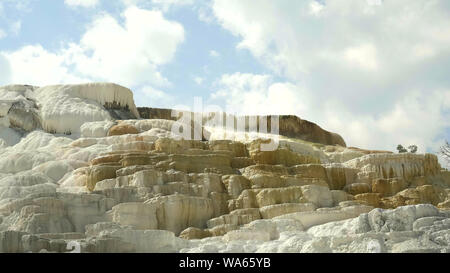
<box><xmin>0</xmin><ymin>0</ymin><xmax>449</xmax><ymax>163</ymax></box>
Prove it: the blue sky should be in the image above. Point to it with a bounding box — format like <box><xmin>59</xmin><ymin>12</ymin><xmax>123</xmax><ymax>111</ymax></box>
<box><xmin>0</xmin><ymin>0</ymin><xmax>277</xmax><ymax>106</ymax></box>
<box><xmin>0</xmin><ymin>0</ymin><xmax>449</xmax><ymax>163</ymax></box>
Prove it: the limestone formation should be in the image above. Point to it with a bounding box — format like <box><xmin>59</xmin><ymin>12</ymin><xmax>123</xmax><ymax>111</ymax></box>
<box><xmin>109</xmin><ymin>202</ymin><xmax>158</xmax><ymax>230</ymax></box>
<box><xmin>107</xmin><ymin>123</ymin><xmax>139</xmax><ymax>136</ymax></box>
<box><xmin>249</xmin><ymin>146</ymin><xmax>320</xmax><ymax>167</ymax></box>
<box><xmin>138</xmin><ymin>108</ymin><xmax>346</xmax><ymax>146</ymax></box>
<box><xmin>1</xmin><ymin>82</ymin><xmax>449</xmax><ymax>253</ymax></box>
<box><xmin>86</xmin><ymin>164</ymin><xmax>121</xmax><ymax>191</ymax></box>
<box><xmin>372</xmin><ymin>178</ymin><xmax>407</xmax><ymax>197</ymax></box>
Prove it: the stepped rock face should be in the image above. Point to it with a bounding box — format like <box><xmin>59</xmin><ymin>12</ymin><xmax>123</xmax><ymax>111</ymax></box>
<box><xmin>0</xmin><ymin>83</ymin><xmax>449</xmax><ymax>253</ymax></box>
<box><xmin>344</xmin><ymin>153</ymin><xmax>441</xmax><ymax>182</ymax></box>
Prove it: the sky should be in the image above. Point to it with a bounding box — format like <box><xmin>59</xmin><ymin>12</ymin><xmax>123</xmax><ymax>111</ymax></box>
<box><xmin>0</xmin><ymin>0</ymin><xmax>449</xmax><ymax>165</ymax></box>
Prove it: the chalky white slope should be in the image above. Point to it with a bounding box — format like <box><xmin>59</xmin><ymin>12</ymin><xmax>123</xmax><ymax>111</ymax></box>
<box><xmin>0</xmin><ymin>83</ymin><xmax>449</xmax><ymax>253</ymax></box>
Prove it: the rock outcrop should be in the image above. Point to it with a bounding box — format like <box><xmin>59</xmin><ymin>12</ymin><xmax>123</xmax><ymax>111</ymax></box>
<box><xmin>137</xmin><ymin>107</ymin><xmax>346</xmax><ymax>146</ymax></box>
<box><xmin>1</xmin><ymin>83</ymin><xmax>139</xmax><ymax>136</ymax></box>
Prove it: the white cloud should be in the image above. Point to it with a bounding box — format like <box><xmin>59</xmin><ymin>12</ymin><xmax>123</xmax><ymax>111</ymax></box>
<box><xmin>322</xmin><ymin>90</ymin><xmax>450</xmax><ymax>153</ymax></box>
<box><xmin>212</xmin><ymin>0</ymin><xmax>450</xmax><ymax>155</ymax></box>
<box><xmin>209</xmin><ymin>50</ymin><xmax>220</xmax><ymax>57</ymax></box>
<box><xmin>194</xmin><ymin>76</ymin><xmax>204</xmax><ymax>85</ymax></box>
<box><xmin>343</xmin><ymin>43</ymin><xmax>378</xmax><ymax>70</ymax></box>
<box><xmin>367</xmin><ymin>0</ymin><xmax>383</xmax><ymax>6</ymax></box>
<box><xmin>1</xmin><ymin>6</ymin><xmax>185</xmax><ymax>89</ymax></box>
<box><xmin>0</xmin><ymin>54</ymin><xmax>11</xmax><ymax>84</ymax></box>
<box><xmin>211</xmin><ymin>73</ymin><xmax>310</xmax><ymax>116</ymax></box>
<box><xmin>68</xmin><ymin>7</ymin><xmax>184</xmax><ymax>87</ymax></box>
<box><xmin>212</xmin><ymin>72</ymin><xmax>450</xmax><ymax>160</ymax></box>
<box><xmin>309</xmin><ymin>1</ymin><xmax>324</xmax><ymax>16</ymax></box>
<box><xmin>1</xmin><ymin>45</ymin><xmax>89</xmax><ymax>86</ymax></box>
<box><xmin>64</xmin><ymin>0</ymin><xmax>100</xmax><ymax>8</ymax></box>
<box><xmin>213</xmin><ymin>0</ymin><xmax>450</xmax><ymax>79</ymax></box>
<box><xmin>138</xmin><ymin>85</ymin><xmax>176</xmax><ymax>108</ymax></box>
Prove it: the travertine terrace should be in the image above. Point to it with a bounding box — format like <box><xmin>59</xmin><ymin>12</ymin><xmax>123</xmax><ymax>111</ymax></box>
<box><xmin>0</xmin><ymin>83</ymin><xmax>449</xmax><ymax>253</ymax></box>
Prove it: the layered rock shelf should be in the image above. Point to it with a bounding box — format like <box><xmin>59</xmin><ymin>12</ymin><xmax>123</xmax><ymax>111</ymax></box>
<box><xmin>0</xmin><ymin>83</ymin><xmax>449</xmax><ymax>253</ymax></box>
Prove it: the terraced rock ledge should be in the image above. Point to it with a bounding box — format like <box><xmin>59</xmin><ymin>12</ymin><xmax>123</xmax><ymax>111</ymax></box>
<box><xmin>0</xmin><ymin>83</ymin><xmax>449</xmax><ymax>253</ymax></box>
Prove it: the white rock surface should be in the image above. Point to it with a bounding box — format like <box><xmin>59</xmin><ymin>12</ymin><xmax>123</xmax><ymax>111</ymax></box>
<box><xmin>80</xmin><ymin>121</ymin><xmax>116</xmax><ymax>138</ymax></box>
<box><xmin>180</xmin><ymin>204</ymin><xmax>450</xmax><ymax>253</ymax></box>
<box><xmin>34</xmin><ymin>83</ymin><xmax>136</xmax><ymax>134</ymax></box>
<box><xmin>0</xmin><ymin>82</ymin><xmax>449</xmax><ymax>253</ymax></box>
